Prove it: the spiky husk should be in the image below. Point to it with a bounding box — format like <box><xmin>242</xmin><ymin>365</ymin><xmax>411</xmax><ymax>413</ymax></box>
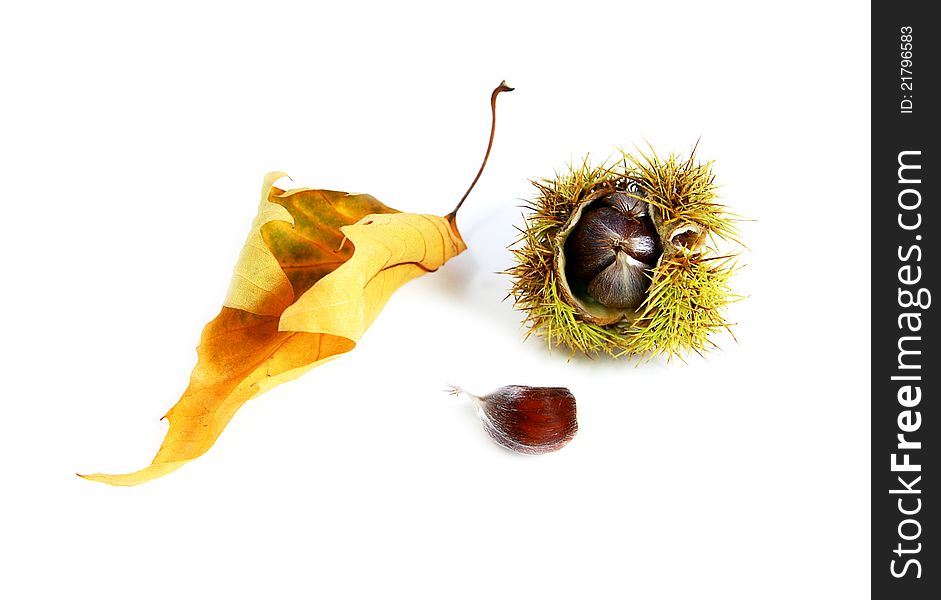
<box><xmin>506</xmin><ymin>146</ymin><xmax>741</xmax><ymax>359</ymax></box>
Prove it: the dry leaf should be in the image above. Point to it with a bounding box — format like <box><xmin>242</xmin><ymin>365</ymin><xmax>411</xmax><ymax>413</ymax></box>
<box><xmin>81</xmin><ymin>175</ymin><xmax>465</xmax><ymax>485</ymax></box>
<box><xmin>82</xmin><ymin>80</ymin><xmax>511</xmax><ymax>485</ymax></box>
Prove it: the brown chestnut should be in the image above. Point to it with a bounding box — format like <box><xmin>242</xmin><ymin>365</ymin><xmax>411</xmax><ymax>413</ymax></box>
<box><xmin>449</xmin><ymin>385</ymin><xmax>578</xmax><ymax>455</ymax></box>
<box><xmin>563</xmin><ymin>191</ymin><xmax>661</xmax><ymax>310</ymax></box>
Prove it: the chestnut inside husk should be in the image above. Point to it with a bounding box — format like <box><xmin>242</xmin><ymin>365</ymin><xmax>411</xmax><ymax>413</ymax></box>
<box><xmin>563</xmin><ymin>189</ymin><xmax>661</xmax><ymax>314</ymax></box>
<box><xmin>507</xmin><ymin>148</ymin><xmax>739</xmax><ymax>358</ymax></box>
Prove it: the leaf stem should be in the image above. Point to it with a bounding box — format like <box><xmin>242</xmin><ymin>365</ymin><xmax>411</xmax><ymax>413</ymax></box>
<box><xmin>446</xmin><ymin>80</ymin><xmax>514</xmax><ymax>224</ymax></box>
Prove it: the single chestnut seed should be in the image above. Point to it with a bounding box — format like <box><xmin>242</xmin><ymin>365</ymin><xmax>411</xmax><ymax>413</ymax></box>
<box><xmin>449</xmin><ymin>385</ymin><xmax>578</xmax><ymax>455</ymax></box>
<box><xmin>564</xmin><ymin>191</ymin><xmax>661</xmax><ymax>310</ymax></box>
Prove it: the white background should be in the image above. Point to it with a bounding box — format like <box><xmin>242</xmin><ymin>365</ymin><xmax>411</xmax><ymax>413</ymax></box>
<box><xmin>0</xmin><ymin>1</ymin><xmax>870</xmax><ymax>598</ymax></box>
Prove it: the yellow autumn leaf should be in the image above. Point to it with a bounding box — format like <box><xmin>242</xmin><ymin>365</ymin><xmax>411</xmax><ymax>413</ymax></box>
<box><xmin>81</xmin><ymin>175</ymin><xmax>465</xmax><ymax>486</ymax></box>
<box><xmin>82</xmin><ymin>80</ymin><xmax>511</xmax><ymax>485</ymax></box>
